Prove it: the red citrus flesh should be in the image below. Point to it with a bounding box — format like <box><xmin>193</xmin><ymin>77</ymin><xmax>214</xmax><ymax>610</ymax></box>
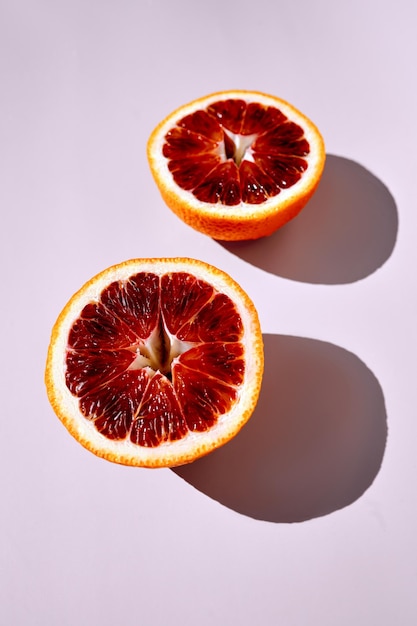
<box><xmin>65</xmin><ymin>271</ymin><xmax>246</xmax><ymax>447</ymax></box>
<box><xmin>163</xmin><ymin>98</ymin><xmax>310</xmax><ymax>206</ymax></box>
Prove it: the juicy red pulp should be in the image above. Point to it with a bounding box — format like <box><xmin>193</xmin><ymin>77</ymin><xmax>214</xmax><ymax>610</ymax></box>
<box><xmin>163</xmin><ymin>98</ymin><xmax>310</xmax><ymax>206</ymax></box>
<box><xmin>65</xmin><ymin>271</ymin><xmax>245</xmax><ymax>447</ymax></box>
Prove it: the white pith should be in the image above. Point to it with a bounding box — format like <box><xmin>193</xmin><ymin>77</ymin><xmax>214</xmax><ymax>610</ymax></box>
<box><xmin>127</xmin><ymin>323</ymin><xmax>196</xmax><ymax>376</ymax></box>
<box><xmin>47</xmin><ymin>259</ymin><xmax>263</xmax><ymax>466</ymax></box>
<box><xmin>219</xmin><ymin>129</ymin><xmax>258</xmax><ymax>166</ymax></box>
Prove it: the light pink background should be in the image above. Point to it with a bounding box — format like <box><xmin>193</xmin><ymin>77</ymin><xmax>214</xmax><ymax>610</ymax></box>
<box><xmin>1</xmin><ymin>1</ymin><xmax>416</xmax><ymax>624</ymax></box>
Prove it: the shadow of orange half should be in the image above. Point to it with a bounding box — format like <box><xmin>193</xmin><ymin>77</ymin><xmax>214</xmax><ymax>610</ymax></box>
<box><xmin>173</xmin><ymin>333</ymin><xmax>387</xmax><ymax>523</ymax></box>
<box><xmin>218</xmin><ymin>155</ymin><xmax>398</xmax><ymax>285</ymax></box>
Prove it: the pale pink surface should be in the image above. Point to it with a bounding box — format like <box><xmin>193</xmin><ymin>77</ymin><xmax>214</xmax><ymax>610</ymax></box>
<box><xmin>1</xmin><ymin>1</ymin><xmax>415</xmax><ymax>625</ymax></box>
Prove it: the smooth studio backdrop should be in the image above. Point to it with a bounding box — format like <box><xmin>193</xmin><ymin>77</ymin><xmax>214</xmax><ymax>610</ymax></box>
<box><xmin>1</xmin><ymin>1</ymin><xmax>416</xmax><ymax>625</ymax></box>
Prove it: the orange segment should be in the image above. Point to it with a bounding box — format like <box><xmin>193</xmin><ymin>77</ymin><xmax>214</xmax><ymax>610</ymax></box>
<box><xmin>147</xmin><ymin>90</ymin><xmax>325</xmax><ymax>241</ymax></box>
<box><xmin>45</xmin><ymin>258</ymin><xmax>264</xmax><ymax>468</ymax></box>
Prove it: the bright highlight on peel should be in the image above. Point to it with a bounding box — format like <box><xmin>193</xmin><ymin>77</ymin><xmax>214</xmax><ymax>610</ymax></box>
<box><xmin>147</xmin><ymin>90</ymin><xmax>325</xmax><ymax>241</ymax></box>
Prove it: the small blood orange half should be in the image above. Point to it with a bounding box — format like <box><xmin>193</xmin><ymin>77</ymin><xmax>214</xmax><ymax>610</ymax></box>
<box><xmin>45</xmin><ymin>258</ymin><xmax>264</xmax><ymax>468</ymax></box>
<box><xmin>147</xmin><ymin>90</ymin><xmax>325</xmax><ymax>241</ymax></box>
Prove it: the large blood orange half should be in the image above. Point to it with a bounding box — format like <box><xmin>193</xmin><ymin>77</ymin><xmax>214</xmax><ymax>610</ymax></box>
<box><xmin>147</xmin><ymin>90</ymin><xmax>325</xmax><ymax>241</ymax></box>
<box><xmin>45</xmin><ymin>258</ymin><xmax>264</xmax><ymax>468</ymax></box>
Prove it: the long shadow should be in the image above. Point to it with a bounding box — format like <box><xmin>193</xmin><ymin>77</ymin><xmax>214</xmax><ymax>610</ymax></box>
<box><xmin>218</xmin><ymin>155</ymin><xmax>398</xmax><ymax>284</ymax></box>
<box><xmin>173</xmin><ymin>334</ymin><xmax>387</xmax><ymax>523</ymax></box>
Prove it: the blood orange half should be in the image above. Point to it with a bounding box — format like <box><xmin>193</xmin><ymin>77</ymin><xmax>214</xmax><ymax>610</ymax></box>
<box><xmin>45</xmin><ymin>258</ymin><xmax>264</xmax><ymax>468</ymax></box>
<box><xmin>147</xmin><ymin>90</ymin><xmax>325</xmax><ymax>241</ymax></box>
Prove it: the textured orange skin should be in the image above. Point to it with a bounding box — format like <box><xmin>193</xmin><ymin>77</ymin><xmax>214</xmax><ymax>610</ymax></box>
<box><xmin>155</xmin><ymin>174</ymin><xmax>322</xmax><ymax>241</ymax></box>
<box><xmin>45</xmin><ymin>258</ymin><xmax>264</xmax><ymax>468</ymax></box>
<box><xmin>147</xmin><ymin>90</ymin><xmax>326</xmax><ymax>241</ymax></box>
